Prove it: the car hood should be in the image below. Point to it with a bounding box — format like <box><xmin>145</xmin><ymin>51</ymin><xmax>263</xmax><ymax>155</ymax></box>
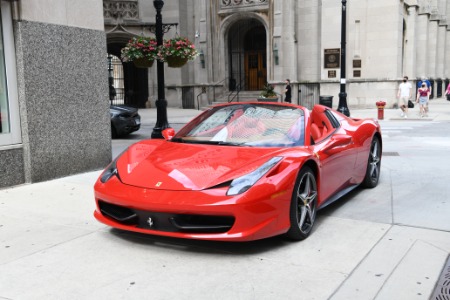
<box><xmin>116</xmin><ymin>140</ymin><xmax>289</xmax><ymax>191</ymax></box>
<box><xmin>110</xmin><ymin>105</ymin><xmax>138</xmax><ymax>115</ymax></box>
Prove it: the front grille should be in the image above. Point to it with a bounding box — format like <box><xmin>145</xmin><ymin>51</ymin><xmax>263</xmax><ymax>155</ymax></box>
<box><xmin>99</xmin><ymin>201</ymin><xmax>137</xmax><ymax>224</ymax></box>
<box><xmin>98</xmin><ymin>200</ymin><xmax>235</xmax><ymax>234</ymax></box>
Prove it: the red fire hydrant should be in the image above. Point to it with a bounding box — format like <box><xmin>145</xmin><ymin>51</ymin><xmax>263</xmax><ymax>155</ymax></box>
<box><xmin>376</xmin><ymin>101</ymin><xmax>386</xmax><ymax>120</ymax></box>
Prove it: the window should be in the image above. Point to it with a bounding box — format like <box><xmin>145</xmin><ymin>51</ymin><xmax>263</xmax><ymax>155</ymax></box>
<box><xmin>0</xmin><ymin>1</ymin><xmax>21</xmax><ymax>146</ymax></box>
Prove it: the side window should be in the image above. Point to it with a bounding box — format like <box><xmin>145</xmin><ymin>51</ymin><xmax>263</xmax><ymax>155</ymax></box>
<box><xmin>0</xmin><ymin>2</ymin><xmax>21</xmax><ymax>146</ymax></box>
<box><xmin>324</xmin><ymin>109</ymin><xmax>340</xmax><ymax>129</ymax></box>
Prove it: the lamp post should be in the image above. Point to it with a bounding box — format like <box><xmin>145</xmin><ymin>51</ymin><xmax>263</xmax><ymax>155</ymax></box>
<box><xmin>151</xmin><ymin>0</ymin><xmax>169</xmax><ymax>138</ymax></box>
<box><xmin>107</xmin><ymin>54</ymin><xmax>115</xmax><ymax>104</ymax></box>
<box><xmin>337</xmin><ymin>0</ymin><xmax>350</xmax><ymax>116</ymax></box>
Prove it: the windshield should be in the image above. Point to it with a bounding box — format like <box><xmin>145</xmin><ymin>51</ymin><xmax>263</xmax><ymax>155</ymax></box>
<box><xmin>174</xmin><ymin>104</ymin><xmax>305</xmax><ymax>147</ymax></box>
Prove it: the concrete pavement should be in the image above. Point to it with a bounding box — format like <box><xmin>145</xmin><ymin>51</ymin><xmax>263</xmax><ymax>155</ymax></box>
<box><xmin>1</xmin><ymin>97</ymin><xmax>450</xmax><ymax>299</ymax></box>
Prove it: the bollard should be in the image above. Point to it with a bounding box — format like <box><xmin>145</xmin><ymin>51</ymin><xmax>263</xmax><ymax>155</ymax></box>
<box><xmin>376</xmin><ymin>101</ymin><xmax>386</xmax><ymax>120</ymax></box>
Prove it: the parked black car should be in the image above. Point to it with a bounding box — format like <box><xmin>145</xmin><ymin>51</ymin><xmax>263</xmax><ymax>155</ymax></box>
<box><xmin>110</xmin><ymin>105</ymin><xmax>141</xmax><ymax>138</ymax></box>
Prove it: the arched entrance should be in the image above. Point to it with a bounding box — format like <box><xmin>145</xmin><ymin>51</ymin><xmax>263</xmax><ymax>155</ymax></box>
<box><xmin>228</xmin><ymin>19</ymin><xmax>267</xmax><ymax>91</ymax></box>
<box><xmin>107</xmin><ymin>40</ymin><xmax>149</xmax><ymax>108</ymax></box>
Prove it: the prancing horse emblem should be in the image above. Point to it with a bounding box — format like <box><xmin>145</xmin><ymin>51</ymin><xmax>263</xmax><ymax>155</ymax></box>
<box><xmin>155</xmin><ymin>182</ymin><xmax>162</xmax><ymax>187</ymax></box>
<box><xmin>147</xmin><ymin>217</ymin><xmax>154</xmax><ymax>227</ymax></box>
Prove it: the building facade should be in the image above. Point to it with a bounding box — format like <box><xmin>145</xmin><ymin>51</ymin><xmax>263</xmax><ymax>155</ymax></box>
<box><xmin>105</xmin><ymin>0</ymin><xmax>450</xmax><ymax>109</ymax></box>
<box><xmin>1</xmin><ymin>0</ymin><xmax>449</xmax><ymax>188</ymax></box>
<box><xmin>0</xmin><ymin>0</ymin><xmax>111</xmax><ymax>188</ymax></box>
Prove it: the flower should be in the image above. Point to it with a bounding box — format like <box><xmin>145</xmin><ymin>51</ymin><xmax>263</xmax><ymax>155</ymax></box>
<box><xmin>160</xmin><ymin>37</ymin><xmax>198</xmax><ymax>62</ymax></box>
<box><xmin>121</xmin><ymin>37</ymin><xmax>159</xmax><ymax>62</ymax></box>
<box><xmin>260</xmin><ymin>83</ymin><xmax>277</xmax><ymax>98</ymax></box>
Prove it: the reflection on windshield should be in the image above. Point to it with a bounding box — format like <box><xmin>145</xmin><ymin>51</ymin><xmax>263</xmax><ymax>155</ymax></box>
<box><xmin>175</xmin><ymin>104</ymin><xmax>305</xmax><ymax>147</ymax></box>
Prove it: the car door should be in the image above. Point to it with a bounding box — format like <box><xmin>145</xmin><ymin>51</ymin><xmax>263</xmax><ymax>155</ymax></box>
<box><xmin>310</xmin><ymin>108</ymin><xmax>358</xmax><ymax>203</ymax></box>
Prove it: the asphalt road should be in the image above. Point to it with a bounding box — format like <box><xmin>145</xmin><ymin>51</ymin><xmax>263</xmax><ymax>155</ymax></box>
<box><xmin>1</xmin><ymin>106</ymin><xmax>450</xmax><ymax>299</ymax></box>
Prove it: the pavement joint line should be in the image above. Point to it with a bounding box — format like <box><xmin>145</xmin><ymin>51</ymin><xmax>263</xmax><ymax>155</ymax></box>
<box><xmin>0</xmin><ymin>229</ymin><xmax>99</xmax><ymax>266</ymax></box>
<box><xmin>329</xmin><ymin>224</ymin><xmax>394</xmax><ymax>299</ymax></box>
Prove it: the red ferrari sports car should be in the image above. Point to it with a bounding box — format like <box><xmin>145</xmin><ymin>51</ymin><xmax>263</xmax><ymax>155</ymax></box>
<box><xmin>94</xmin><ymin>102</ymin><xmax>382</xmax><ymax>241</ymax></box>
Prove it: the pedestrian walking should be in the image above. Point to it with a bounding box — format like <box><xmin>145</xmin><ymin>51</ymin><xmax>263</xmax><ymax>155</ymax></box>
<box><xmin>397</xmin><ymin>76</ymin><xmax>412</xmax><ymax>118</ymax></box>
<box><xmin>417</xmin><ymin>77</ymin><xmax>432</xmax><ymax>114</ymax></box>
<box><xmin>284</xmin><ymin>79</ymin><xmax>292</xmax><ymax>103</ymax></box>
<box><xmin>445</xmin><ymin>82</ymin><xmax>450</xmax><ymax>101</ymax></box>
<box><xmin>416</xmin><ymin>82</ymin><xmax>430</xmax><ymax>118</ymax></box>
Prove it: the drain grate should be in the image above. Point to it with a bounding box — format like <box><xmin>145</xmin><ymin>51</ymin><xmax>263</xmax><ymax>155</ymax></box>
<box><xmin>431</xmin><ymin>255</ymin><xmax>450</xmax><ymax>300</ymax></box>
<box><xmin>382</xmin><ymin>152</ymin><xmax>400</xmax><ymax>156</ymax></box>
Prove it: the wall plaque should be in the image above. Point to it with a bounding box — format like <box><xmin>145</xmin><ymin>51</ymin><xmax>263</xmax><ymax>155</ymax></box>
<box><xmin>328</xmin><ymin>70</ymin><xmax>336</xmax><ymax>78</ymax></box>
<box><xmin>353</xmin><ymin>59</ymin><xmax>361</xmax><ymax>68</ymax></box>
<box><xmin>353</xmin><ymin>70</ymin><xmax>361</xmax><ymax>77</ymax></box>
<box><xmin>324</xmin><ymin>48</ymin><xmax>340</xmax><ymax>69</ymax></box>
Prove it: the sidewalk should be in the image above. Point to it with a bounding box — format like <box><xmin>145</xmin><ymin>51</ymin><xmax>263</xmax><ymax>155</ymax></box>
<box><xmin>0</xmin><ymin>97</ymin><xmax>449</xmax><ymax>299</ymax></box>
<box><xmin>350</xmin><ymin>96</ymin><xmax>450</xmax><ymax>121</ymax></box>
<box><xmin>137</xmin><ymin>97</ymin><xmax>450</xmax><ymax>126</ymax></box>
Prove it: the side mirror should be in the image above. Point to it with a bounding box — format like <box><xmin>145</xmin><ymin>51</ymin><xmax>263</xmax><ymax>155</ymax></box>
<box><xmin>162</xmin><ymin>128</ymin><xmax>175</xmax><ymax>140</ymax></box>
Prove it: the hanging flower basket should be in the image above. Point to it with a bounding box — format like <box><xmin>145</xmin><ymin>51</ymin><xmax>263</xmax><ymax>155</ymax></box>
<box><xmin>161</xmin><ymin>37</ymin><xmax>198</xmax><ymax>68</ymax></box>
<box><xmin>166</xmin><ymin>56</ymin><xmax>189</xmax><ymax>68</ymax></box>
<box><xmin>121</xmin><ymin>36</ymin><xmax>158</xmax><ymax>68</ymax></box>
<box><xmin>133</xmin><ymin>57</ymin><xmax>154</xmax><ymax>68</ymax></box>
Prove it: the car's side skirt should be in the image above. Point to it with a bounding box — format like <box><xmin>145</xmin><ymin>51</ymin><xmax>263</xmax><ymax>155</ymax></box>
<box><xmin>318</xmin><ymin>184</ymin><xmax>360</xmax><ymax>210</ymax></box>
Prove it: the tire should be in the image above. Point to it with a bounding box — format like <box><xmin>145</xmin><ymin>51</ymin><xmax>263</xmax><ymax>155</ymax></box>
<box><xmin>111</xmin><ymin>124</ymin><xmax>118</xmax><ymax>139</ymax></box>
<box><xmin>286</xmin><ymin>166</ymin><xmax>318</xmax><ymax>241</ymax></box>
<box><xmin>362</xmin><ymin>136</ymin><xmax>381</xmax><ymax>188</ymax></box>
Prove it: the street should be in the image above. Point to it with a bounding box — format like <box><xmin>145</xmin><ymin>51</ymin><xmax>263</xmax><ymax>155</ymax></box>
<box><xmin>1</xmin><ymin>104</ymin><xmax>450</xmax><ymax>299</ymax></box>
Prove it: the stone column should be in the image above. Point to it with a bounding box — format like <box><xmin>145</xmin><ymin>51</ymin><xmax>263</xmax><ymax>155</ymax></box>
<box><xmin>444</xmin><ymin>0</ymin><xmax>450</xmax><ymax>78</ymax></box>
<box><xmin>415</xmin><ymin>12</ymin><xmax>429</xmax><ymax>78</ymax></box>
<box><xmin>404</xmin><ymin>6</ymin><xmax>418</xmax><ymax>79</ymax></box>
<box><xmin>281</xmin><ymin>0</ymin><xmax>297</xmax><ymax>82</ymax></box>
<box><xmin>427</xmin><ymin>23</ymin><xmax>438</xmax><ymax>77</ymax></box>
<box><xmin>15</xmin><ymin>1</ymin><xmax>111</xmax><ymax>183</ymax></box>
<box><xmin>436</xmin><ymin>23</ymin><xmax>446</xmax><ymax>78</ymax></box>
<box><xmin>272</xmin><ymin>0</ymin><xmax>282</xmax><ymax>80</ymax></box>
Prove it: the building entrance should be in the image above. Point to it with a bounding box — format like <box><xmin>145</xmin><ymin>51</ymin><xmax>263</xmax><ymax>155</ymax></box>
<box><xmin>245</xmin><ymin>51</ymin><xmax>266</xmax><ymax>91</ymax></box>
<box><xmin>107</xmin><ymin>42</ymin><xmax>149</xmax><ymax>108</ymax></box>
<box><xmin>228</xmin><ymin>19</ymin><xmax>266</xmax><ymax>91</ymax></box>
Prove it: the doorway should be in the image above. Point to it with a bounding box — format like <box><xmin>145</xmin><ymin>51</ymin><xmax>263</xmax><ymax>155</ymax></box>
<box><xmin>228</xmin><ymin>19</ymin><xmax>267</xmax><ymax>91</ymax></box>
<box><xmin>107</xmin><ymin>42</ymin><xmax>149</xmax><ymax>108</ymax></box>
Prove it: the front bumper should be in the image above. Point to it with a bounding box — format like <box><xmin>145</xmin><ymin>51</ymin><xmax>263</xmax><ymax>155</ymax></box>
<box><xmin>94</xmin><ymin>176</ymin><xmax>293</xmax><ymax>241</ymax></box>
<box><xmin>112</xmin><ymin>115</ymin><xmax>141</xmax><ymax>136</ymax></box>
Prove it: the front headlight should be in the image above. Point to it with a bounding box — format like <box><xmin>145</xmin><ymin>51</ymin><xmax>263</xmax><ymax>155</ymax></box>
<box><xmin>100</xmin><ymin>156</ymin><xmax>121</xmax><ymax>183</ymax></box>
<box><xmin>227</xmin><ymin>157</ymin><xmax>282</xmax><ymax>196</ymax></box>
<box><xmin>110</xmin><ymin>110</ymin><xmax>120</xmax><ymax>118</ymax></box>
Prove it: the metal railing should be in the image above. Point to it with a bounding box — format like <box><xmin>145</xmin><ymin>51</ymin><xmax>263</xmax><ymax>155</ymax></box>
<box><xmin>196</xmin><ymin>87</ymin><xmax>207</xmax><ymax>110</ymax></box>
<box><xmin>227</xmin><ymin>79</ymin><xmax>245</xmax><ymax>103</ymax></box>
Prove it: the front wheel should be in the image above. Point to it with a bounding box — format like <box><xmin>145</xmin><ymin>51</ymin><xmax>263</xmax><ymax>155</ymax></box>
<box><xmin>286</xmin><ymin>166</ymin><xmax>318</xmax><ymax>241</ymax></box>
<box><xmin>362</xmin><ymin>136</ymin><xmax>381</xmax><ymax>188</ymax></box>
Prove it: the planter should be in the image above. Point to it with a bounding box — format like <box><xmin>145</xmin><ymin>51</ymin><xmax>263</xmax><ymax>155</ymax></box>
<box><xmin>257</xmin><ymin>97</ymin><xmax>279</xmax><ymax>102</ymax></box>
<box><xmin>166</xmin><ymin>56</ymin><xmax>189</xmax><ymax>68</ymax></box>
<box><xmin>133</xmin><ymin>57</ymin><xmax>154</xmax><ymax>68</ymax></box>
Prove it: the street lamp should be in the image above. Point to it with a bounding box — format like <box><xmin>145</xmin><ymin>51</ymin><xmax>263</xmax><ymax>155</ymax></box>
<box><xmin>151</xmin><ymin>0</ymin><xmax>169</xmax><ymax>138</ymax></box>
<box><xmin>107</xmin><ymin>54</ymin><xmax>115</xmax><ymax>104</ymax></box>
<box><xmin>337</xmin><ymin>0</ymin><xmax>350</xmax><ymax>116</ymax></box>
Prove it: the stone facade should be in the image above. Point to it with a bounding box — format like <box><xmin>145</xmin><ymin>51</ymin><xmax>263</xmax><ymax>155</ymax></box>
<box><xmin>106</xmin><ymin>0</ymin><xmax>450</xmax><ymax>109</ymax></box>
<box><xmin>0</xmin><ymin>1</ymin><xmax>111</xmax><ymax>188</ymax></box>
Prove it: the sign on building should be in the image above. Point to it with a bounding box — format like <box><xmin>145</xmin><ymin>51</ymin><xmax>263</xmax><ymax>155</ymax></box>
<box><xmin>324</xmin><ymin>48</ymin><xmax>340</xmax><ymax>69</ymax></box>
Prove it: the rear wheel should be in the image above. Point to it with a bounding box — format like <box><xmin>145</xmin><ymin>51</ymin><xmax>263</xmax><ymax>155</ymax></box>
<box><xmin>286</xmin><ymin>166</ymin><xmax>317</xmax><ymax>241</ymax></box>
<box><xmin>362</xmin><ymin>136</ymin><xmax>381</xmax><ymax>188</ymax></box>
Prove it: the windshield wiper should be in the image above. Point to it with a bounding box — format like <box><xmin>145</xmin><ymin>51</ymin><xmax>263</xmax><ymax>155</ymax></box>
<box><xmin>217</xmin><ymin>141</ymin><xmax>249</xmax><ymax>146</ymax></box>
<box><xmin>170</xmin><ymin>137</ymin><xmax>184</xmax><ymax>143</ymax></box>
<box><xmin>171</xmin><ymin>139</ymin><xmax>249</xmax><ymax>146</ymax></box>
